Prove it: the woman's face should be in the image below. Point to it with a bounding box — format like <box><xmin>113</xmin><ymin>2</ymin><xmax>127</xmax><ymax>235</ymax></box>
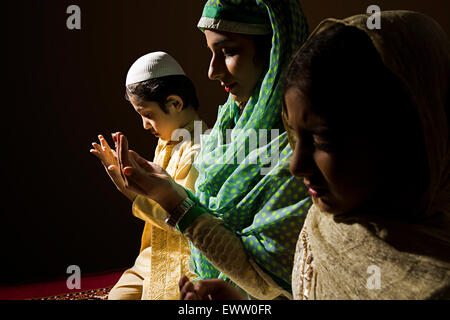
<box><xmin>204</xmin><ymin>29</ymin><xmax>267</xmax><ymax>105</ymax></box>
<box><xmin>284</xmin><ymin>87</ymin><xmax>380</xmax><ymax>216</ymax></box>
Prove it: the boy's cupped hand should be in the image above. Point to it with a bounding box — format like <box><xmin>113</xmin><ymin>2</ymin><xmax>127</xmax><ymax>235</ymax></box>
<box><xmin>90</xmin><ymin>134</ymin><xmax>137</xmax><ymax>202</ymax></box>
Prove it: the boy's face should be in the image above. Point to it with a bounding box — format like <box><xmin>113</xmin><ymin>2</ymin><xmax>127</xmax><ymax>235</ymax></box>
<box><xmin>129</xmin><ymin>95</ymin><xmax>182</xmax><ymax>141</ymax></box>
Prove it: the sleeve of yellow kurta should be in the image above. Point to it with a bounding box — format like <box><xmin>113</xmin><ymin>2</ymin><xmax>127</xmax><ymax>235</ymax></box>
<box><xmin>181</xmin><ymin>212</ymin><xmax>292</xmax><ymax>300</ymax></box>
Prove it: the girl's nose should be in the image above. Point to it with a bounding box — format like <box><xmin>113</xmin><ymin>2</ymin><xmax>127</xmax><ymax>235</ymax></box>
<box><xmin>290</xmin><ymin>139</ymin><xmax>315</xmax><ymax>178</ymax></box>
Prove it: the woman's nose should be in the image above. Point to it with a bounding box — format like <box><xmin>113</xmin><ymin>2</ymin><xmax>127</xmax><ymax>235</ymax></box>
<box><xmin>208</xmin><ymin>54</ymin><xmax>225</xmax><ymax>81</ymax></box>
<box><xmin>290</xmin><ymin>139</ymin><xmax>315</xmax><ymax>178</ymax></box>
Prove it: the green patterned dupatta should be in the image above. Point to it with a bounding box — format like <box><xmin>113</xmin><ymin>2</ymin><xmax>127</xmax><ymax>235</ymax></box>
<box><xmin>191</xmin><ymin>0</ymin><xmax>311</xmax><ymax>290</ymax></box>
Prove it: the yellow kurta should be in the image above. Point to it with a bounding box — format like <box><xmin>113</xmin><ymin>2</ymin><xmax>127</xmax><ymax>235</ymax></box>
<box><xmin>109</xmin><ymin>119</ymin><xmax>207</xmax><ymax>300</ymax></box>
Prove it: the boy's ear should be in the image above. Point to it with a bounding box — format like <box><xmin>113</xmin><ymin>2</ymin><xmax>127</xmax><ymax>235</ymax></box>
<box><xmin>165</xmin><ymin>95</ymin><xmax>184</xmax><ymax>112</ymax></box>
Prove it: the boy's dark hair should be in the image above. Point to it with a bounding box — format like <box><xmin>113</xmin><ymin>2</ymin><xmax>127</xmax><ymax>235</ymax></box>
<box><xmin>125</xmin><ymin>74</ymin><xmax>200</xmax><ymax>112</ymax></box>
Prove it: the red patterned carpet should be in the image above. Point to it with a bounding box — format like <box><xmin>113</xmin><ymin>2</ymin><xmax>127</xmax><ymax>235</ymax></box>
<box><xmin>33</xmin><ymin>286</ymin><xmax>113</xmax><ymax>300</ymax></box>
<box><xmin>0</xmin><ymin>269</ymin><xmax>125</xmax><ymax>300</ymax></box>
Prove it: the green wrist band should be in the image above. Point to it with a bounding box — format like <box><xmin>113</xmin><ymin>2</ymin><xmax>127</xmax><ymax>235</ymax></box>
<box><xmin>176</xmin><ymin>189</ymin><xmax>207</xmax><ymax>233</ymax></box>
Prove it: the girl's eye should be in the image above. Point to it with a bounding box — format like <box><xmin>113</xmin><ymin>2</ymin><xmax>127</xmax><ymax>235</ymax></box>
<box><xmin>144</xmin><ymin>114</ymin><xmax>152</xmax><ymax>119</ymax></box>
<box><xmin>314</xmin><ymin>142</ymin><xmax>332</xmax><ymax>151</ymax></box>
<box><xmin>313</xmin><ymin>138</ymin><xmax>335</xmax><ymax>153</ymax></box>
<box><xmin>222</xmin><ymin>48</ymin><xmax>237</xmax><ymax>56</ymax></box>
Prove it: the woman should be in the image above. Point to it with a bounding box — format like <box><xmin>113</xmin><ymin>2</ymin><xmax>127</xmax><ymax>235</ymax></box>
<box><xmin>116</xmin><ymin>0</ymin><xmax>311</xmax><ymax>299</ymax></box>
<box><xmin>179</xmin><ymin>10</ymin><xmax>450</xmax><ymax>300</ymax></box>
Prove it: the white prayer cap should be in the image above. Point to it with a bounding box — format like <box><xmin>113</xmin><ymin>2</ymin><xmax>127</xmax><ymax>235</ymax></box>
<box><xmin>125</xmin><ymin>51</ymin><xmax>185</xmax><ymax>86</ymax></box>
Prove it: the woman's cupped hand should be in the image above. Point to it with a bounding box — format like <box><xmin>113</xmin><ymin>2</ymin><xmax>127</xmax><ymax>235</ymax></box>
<box><xmin>114</xmin><ymin>132</ymin><xmax>188</xmax><ymax>212</ymax></box>
<box><xmin>179</xmin><ymin>275</ymin><xmax>247</xmax><ymax>300</ymax></box>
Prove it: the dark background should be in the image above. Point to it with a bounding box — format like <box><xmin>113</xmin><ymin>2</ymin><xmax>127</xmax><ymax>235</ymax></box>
<box><xmin>3</xmin><ymin>0</ymin><xmax>449</xmax><ymax>286</ymax></box>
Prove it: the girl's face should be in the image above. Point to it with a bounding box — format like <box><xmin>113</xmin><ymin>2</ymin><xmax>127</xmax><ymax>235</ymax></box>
<box><xmin>284</xmin><ymin>87</ymin><xmax>380</xmax><ymax>215</ymax></box>
<box><xmin>204</xmin><ymin>29</ymin><xmax>267</xmax><ymax>105</ymax></box>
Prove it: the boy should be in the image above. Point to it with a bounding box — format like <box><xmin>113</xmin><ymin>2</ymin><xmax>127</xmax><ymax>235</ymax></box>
<box><xmin>90</xmin><ymin>51</ymin><xmax>207</xmax><ymax>299</ymax></box>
